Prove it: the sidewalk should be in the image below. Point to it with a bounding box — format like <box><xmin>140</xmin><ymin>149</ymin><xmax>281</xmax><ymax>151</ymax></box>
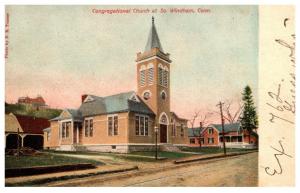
<box><xmin>5</xmin><ymin>164</ymin><xmax>138</xmax><ymax>186</ymax></box>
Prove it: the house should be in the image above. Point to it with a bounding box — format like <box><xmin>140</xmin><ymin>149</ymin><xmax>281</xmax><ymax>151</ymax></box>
<box><xmin>5</xmin><ymin>113</ymin><xmax>50</xmax><ymax>149</ymax></box>
<box><xmin>17</xmin><ymin>95</ymin><xmax>48</xmax><ymax>110</ymax></box>
<box><xmin>188</xmin><ymin>122</ymin><xmax>258</xmax><ymax>148</ymax></box>
<box><xmin>43</xmin><ymin>17</ymin><xmax>189</xmax><ymax>153</ymax></box>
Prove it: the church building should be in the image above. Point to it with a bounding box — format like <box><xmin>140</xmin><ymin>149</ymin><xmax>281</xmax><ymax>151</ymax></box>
<box><xmin>44</xmin><ymin>18</ymin><xmax>189</xmax><ymax>153</ymax></box>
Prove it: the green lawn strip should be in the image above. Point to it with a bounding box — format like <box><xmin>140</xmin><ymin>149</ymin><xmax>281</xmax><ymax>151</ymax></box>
<box><xmin>5</xmin><ymin>154</ymin><xmax>103</xmax><ymax>169</ymax></box>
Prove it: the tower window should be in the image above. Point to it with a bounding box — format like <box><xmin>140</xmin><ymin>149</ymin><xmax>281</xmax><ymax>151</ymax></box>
<box><xmin>143</xmin><ymin>91</ymin><xmax>151</xmax><ymax>100</ymax></box>
<box><xmin>148</xmin><ymin>67</ymin><xmax>154</xmax><ymax>85</ymax></box>
<box><xmin>161</xmin><ymin>91</ymin><xmax>166</xmax><ymax>100</ymax></box>
<box><xmin>158</xmin><ymin>67</ymin><xmax>163</xmax><ymax>86</ymax></box>
<box><xmin>140</xmin><ymin>70</ymin><xmax>146</xmax><ymax>87</ymax></box>
<box><xmin>163</xmin><ymin>69</ymin><xmax>168</xmax><ymax>87</ymax></box>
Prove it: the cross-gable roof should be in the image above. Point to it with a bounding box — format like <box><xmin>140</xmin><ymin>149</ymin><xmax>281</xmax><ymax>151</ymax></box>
<box><xmin>210</xmin><ymin>122</ymin><xmax>241</xmax><ymax>133</ymax></box>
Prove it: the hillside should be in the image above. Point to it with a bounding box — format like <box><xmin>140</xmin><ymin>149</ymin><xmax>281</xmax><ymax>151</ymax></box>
<box><xmin>5</xmin><ymin>103</ymin><xmax>62</xmax><ymax>120</ymax></box>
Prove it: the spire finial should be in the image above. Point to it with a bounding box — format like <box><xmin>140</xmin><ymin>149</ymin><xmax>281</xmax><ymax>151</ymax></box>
<box><xmin>152</xmin><ymin>16</ymin><xmax>154</xmax><ymax>25</ymax></box>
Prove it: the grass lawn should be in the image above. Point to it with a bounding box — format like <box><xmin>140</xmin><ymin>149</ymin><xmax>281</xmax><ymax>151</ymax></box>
<box><xmin>42</xmin><ymin>150</ymin><xmax>194</xmax><ymax>162</ymax></box>
<box><xmin>5</xmin><ymin>153</ymin><xmax>104</xmax><ymax>169</ymax></box>
<box><xmin>180</xmin><ymin>146</ymin><xmax>256</xmax><ymax>154</ymax></box>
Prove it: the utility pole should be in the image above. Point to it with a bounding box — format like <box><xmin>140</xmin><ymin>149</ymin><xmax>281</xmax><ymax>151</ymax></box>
<box><xmin>217</xmin><ymin>102</ymin><xmax>227</xmax><ymax>155</ymax></box>
<box><xmin>17</xmin><ymin>127</ymin><xmax>20</xmax><ymax>157</ymax></box>
<box><xmin>199</xmin><ymin>122</ymin><xmax>203</xmax><ymax>149</ymax></box>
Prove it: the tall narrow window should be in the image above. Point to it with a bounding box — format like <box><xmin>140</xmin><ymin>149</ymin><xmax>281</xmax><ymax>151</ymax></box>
<box><xmin>180</xmin><ymin>124</ymin><xmax>184</xmax><ymax>137</ymax></box>
<box><xmin>66</xmin><ymin>122</ymin><xmax>70</xmax><ymax>138</ymax></box>
<box><xmin>135</xmin><ymin>116</ymin><xmax>140</xmax><ymax>135</ymax></box>
<box><xmin>140</xmin><ymin>70</ymin><xmax>146</xmax><ymax>86</ymax></box>
<box><xmin>135</xmin><ymin>115</ymin><xmax>149</xmax><ymax>136</ymax></box>
<box><xmin>89</xmin><ymin>119</ymin><xmax>93</xmax><ymax>137</ymax></box>
<box><xmin>171</xmin><ymin>123</ymin><xmax>176</xmax><ymax>136</ymax></box>
<box><xmin>62</xmin><ymin>122</ymin><xmax>66</xmax><ymax>138</ymax></box>
<box><xmin>140</xmin><ymin>116</ymin><xmax>145</xmax><ymax>135</ymax></box>
<box><xmin>145</xmin><ymin>117</ymin><xmax>149</xmax><ymax>136</ymax></box>
<box><xmin>85</xmin><ymin>118</ymin><xmax>93</xmax><ymax>137</ymax></box>
<box><xmin>148</xmin><ymin>67</ymin><xmax>154</xmax><ymax>85</ymax></box>
<box><xmin>108</xmin><ymin>117</ymin><xmax>113</xmax><ymax>136</ymax></box>
<box><xmin>158</xmin><ymin>67</ymin><xmax>163</xmax><ymax>86</ymax></box>
<box><xmin>113</xmin><ymin>116</ymin><xmax>118</xmax><ymax>135</ymax></box>
<box><xmin>108</xmin><ymin>115</ymin><xmax>118</xmax><ymax>136</ymax></box>
<box><xmin>163</xmin><ymin>69</ymin><xmax>168</xmax><ymax>87</ymax></box>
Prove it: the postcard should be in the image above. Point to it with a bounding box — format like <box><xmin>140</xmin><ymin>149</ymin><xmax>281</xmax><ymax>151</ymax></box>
<box><xmin>4</xmin><ymin>5</ymin><xmax>295</xmax><ymax>187</ymax></box>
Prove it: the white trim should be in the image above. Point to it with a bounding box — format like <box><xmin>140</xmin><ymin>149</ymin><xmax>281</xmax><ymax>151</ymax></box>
<box><xmin>147</xmin><ymin>63</ymin><xmax>154</xmax><ymax>69</ymax></box>
<box><xmin>164</xmin><ymin>65</ymin><xmax>169</xmax><ymax>71</ymax></box>
<box><xmin>83</xmin><ymin>95</ymin><xmax>94</xmax><ymax>103</ymax></box>
<box><xmin>159</xmin><ymin>112</ymin><xmax>169</xmax><ymax>125</ymax></box>
<box><xmin>139</xmin><ymin>65</ymin><xmax>146</xmax><ymax>71</ymax></box>
<box><xmin>134</xmin><ymin>114</ymin><xmax>150</xmax><ymax>136</ymax></box>
<box><xmin>107</xmin><ymin>114</ymin><xmax>119</xmax><ymax>136</ymax></box>
<box><xmin>83</xmin><ymin>117</ymin><xmax>94</xmax><ymax>138</ymax></box>
<box><xmin>142</xmin><ymin>90</ymin><xmax>152</xmax><ymax>100</ymax></box>
<box><xmin>129</xmin><ymin>93</ymin><xmax>140</xmax><ymax>102</ymax></box>
<box><xmin>137</xmin><ymin>56</ymin><xmax>171</xmax><ymax>65</ymax></box>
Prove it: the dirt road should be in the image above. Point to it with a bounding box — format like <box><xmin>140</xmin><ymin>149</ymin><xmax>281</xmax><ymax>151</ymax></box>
<box><xmin>46</xmin><ymin>152</ymin><xmax>258</xmax><ymax>187</ymax></box>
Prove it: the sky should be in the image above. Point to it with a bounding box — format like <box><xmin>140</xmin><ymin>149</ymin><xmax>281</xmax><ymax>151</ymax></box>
<box><xmin>5</xmin><ymin>5</ymin><xmax>258</xmax><ymax>124</ymax></box>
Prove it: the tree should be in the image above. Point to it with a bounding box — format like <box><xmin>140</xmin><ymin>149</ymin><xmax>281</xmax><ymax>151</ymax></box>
<box><xmin>214</xmin><ymin>99</ymin><xmax>244</xmax><ymax>124</ymax></box>
<box><xmin>189</xmin><ymin>111</ymin><xmax>213</xmax><ymax>149</ymax></box>
<box><xmin>240</xmin><ymin>85</ymin><xmax>258</xmax><ymax>143</ymax></box>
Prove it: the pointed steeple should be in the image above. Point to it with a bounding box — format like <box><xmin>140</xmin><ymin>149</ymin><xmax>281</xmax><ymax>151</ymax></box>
<box><xmin>144</xmin><ymin>17</ymin><xmax>164</xmax><ymax>53</ymax></box>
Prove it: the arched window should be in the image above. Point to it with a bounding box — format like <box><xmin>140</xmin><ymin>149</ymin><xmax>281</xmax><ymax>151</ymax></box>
<box><xmin>147</xmin><ymin>63</ymin><xmax>154</xmax><ymax>85</ymax></box>
<box><xmin>159</xmin><ymin>112</ymin><xmax>169</xmax><ymax>125</ymax></box>
<box><xmin>140</xmin><ymin>65</ymin><xmax>146</xmax><ymax>87</ymax></box>
<box><xmin>160</xmin><ymin>114</ymin><xmax>167</xmax><ymax>124</ymax></box>
<box><xmin>161</xmin><ymin>91</ymin><xmax>166</xmax><ymax>100</ymax></box>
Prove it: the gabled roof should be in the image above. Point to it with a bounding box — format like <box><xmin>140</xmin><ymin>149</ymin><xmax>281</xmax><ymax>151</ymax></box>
<box><xmin>188</xmin><ymin>127</ymin><xmax>208</xmax><ymax>137</ymax></box>
<box><xmin>50</xmin><ymin>109</ymin><xmax>82</xmax><ymax>121</ymax></box>
<box><xmin>211</xmin><ymin>122</ymin><xmax>241</xmax><ymax>133</ymax></box>
<box><xmin>14</xmin><ymin>114</ymin><xmax>50</xmax><ymax>134</ymax></box>
<box><xmin>144</xmin><ymin>17</ymin><xmax>164</xmax><ymax>53</ymax></box>
<box><xmin>170</xmin><ymin>112</ymin><xmax>188</xmax><ymax>121</ymax></box>
<box><xmin>79</xmin><ymin>91</ymin><xmax>154</xmax><ymax>117</ymax></box>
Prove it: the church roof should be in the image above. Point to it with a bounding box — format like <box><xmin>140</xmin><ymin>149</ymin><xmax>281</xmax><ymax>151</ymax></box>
<box><xmin>79</xmin><ymin>91</ymin><xmax>155</xmax><ymax>117</ymax></box>
<box><xmin>144</xmin><ymin>17</ymin><xmax>164</xmax><ymax>53</ymax></box>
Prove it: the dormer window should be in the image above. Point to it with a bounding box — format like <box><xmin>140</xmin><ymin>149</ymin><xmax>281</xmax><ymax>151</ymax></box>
<box><xmin>83</xmin><ymin>95</ymin><xmax>94</xmax><ymax>103</ymax></box>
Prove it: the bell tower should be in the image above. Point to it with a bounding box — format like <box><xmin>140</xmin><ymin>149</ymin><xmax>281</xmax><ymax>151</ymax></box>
<box><xmin>136</xmin><ymin>17</ymin><xmax>171</xmax><ymax>143</ymax></box>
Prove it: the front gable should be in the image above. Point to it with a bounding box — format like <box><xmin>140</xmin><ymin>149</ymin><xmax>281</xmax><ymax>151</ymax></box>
<box><xmin>60</xmin><ymin>109</ymin><xmax>73</xmax><ymax>120</ymax></box>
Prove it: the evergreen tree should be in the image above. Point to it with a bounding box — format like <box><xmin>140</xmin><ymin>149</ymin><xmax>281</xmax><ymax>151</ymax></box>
<box><xmin>240</xmin><ymin>85</ymin><xmax>258</xmax><ymax>143</ymax></box>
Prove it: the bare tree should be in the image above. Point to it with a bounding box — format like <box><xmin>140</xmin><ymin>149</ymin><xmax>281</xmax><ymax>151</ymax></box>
<box><xmin>189</xmin><ymin>111</ymin><xmax>213</xmax><ymax>149</ymax></box>
<box><xmin>214</xmin><ymin>99</ymin><xmax>244</xmax><ymax>124</ymax></box>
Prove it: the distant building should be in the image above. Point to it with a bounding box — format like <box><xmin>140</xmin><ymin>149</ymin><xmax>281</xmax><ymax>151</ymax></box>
<box><xmin>5</xmin><ymin>113</ymin><xmax>50</xmax><ymax>149</ymax></box>
<box><xmin>188</xmin><ymin>122</ymin><xmax>258</xmax><ymax>148</ymax></box>
<box><xmin>17</xmin><ymin>95</ymin><xmax>48</xmax><ymax>110</ymax></box>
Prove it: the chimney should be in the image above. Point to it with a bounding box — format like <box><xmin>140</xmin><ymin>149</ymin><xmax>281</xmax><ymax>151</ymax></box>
<box><xmin>81</xmin><ymin>94</ymin><xmax>88</xmax><ymax>103</ymax></box>
<box><xmin>200</xmin><ymin>122</ymin><xmax>203</xmax><ymax>129</ymax></box>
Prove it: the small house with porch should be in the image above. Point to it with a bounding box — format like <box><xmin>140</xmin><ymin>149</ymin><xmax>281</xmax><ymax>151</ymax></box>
<box><xmin>188</xmin><ymin>122</ymin><xmax>258</xmax><ymax>148</ymax></box>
